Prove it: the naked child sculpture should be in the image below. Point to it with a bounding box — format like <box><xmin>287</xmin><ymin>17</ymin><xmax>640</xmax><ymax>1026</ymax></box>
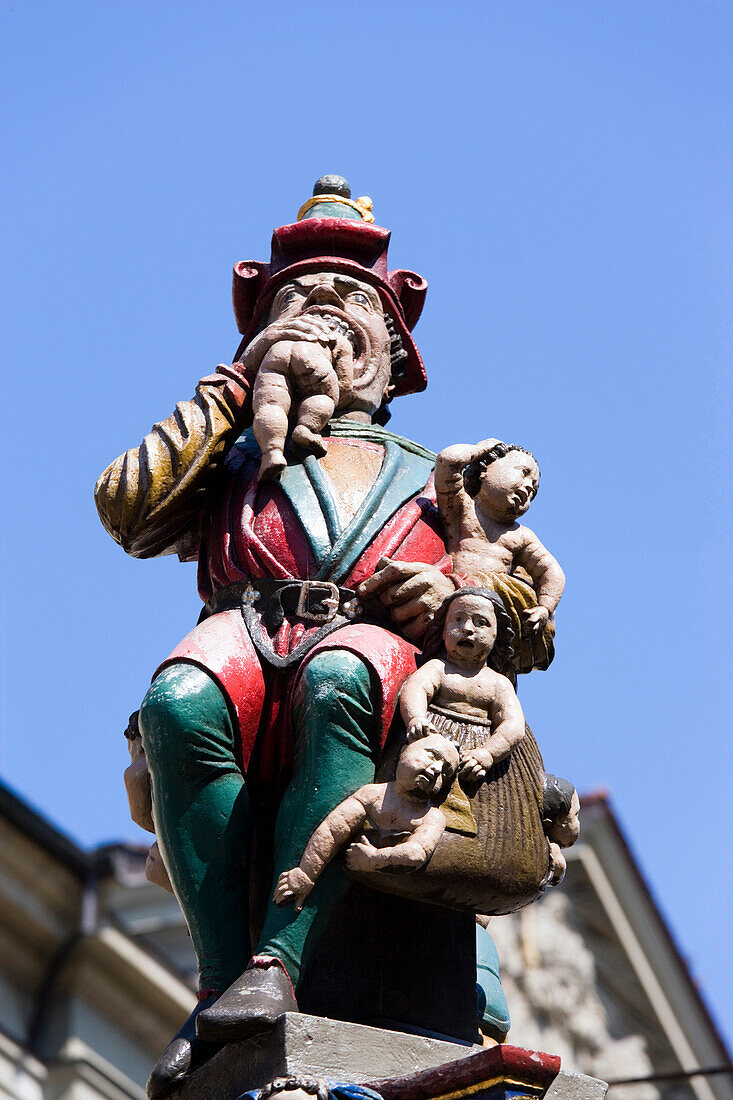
<box><xmin>436</xmin><ymin>439</ymin><xmax>565</xmax><ymax>675</ymax></box>
<box><xmin>399</xmin><ymin>589</ymin><xmax>525</xmax><ymax>781</ymax></box>
<box><xmin>94</xmin><ymin>176</ymin><xmax>579</xmax><ymax>1098</ymax></box>
<box><xmin>274</xmin><ymin>734</ymin><xmax>460</xmax><ymax>911</ymax></box>
<box><xmin>250</xmin><ymin>316</ymin><xmax>352</xmax><ymax>479</ymax></box>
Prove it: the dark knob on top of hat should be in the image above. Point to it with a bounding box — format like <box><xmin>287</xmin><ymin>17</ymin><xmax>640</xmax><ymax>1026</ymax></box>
<box><xmin>313</xmin><ymin>175</ymin><xmax>351</xmax><ymax>198</ymax></box>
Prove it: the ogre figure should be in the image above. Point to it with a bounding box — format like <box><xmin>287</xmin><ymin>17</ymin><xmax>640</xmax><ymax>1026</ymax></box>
<box><xmin>95</xmin><ymin>178</ymin><xmax>567</xmax><ymax>1096</ymax></box>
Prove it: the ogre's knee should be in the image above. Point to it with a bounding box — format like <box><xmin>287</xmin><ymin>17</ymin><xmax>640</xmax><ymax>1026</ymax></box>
<box><xmin>139</xmin><ymin>663</ymin><xmax>236</xmax><ymax>774</ymax></box>
<box><xmin>296</xmin><ymin>649</ymin><xmax>372</xmax><ymax>715</ymax></box>
<box><xmin>293</xmin><ymin>650</ymin><xmax>376</xmax><ymax>757</ymax></box>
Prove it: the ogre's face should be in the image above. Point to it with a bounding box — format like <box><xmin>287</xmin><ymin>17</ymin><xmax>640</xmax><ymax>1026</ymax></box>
<box><xmin>268</xmin><ymin>271</ymin><xmax>392</xmax><ymax>417</ymax></box>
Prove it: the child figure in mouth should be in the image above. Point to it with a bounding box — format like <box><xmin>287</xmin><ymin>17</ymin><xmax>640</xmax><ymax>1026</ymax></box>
<box><xmin>252</xmin><ymin>321</ymin><xmax>354</xmax><ymax>480</ymax></box>
<box><xmin>435</xmin><ymin>439</ymin><xmax>566</xmax><ymax>674</ymax></box>
<box><xmin>273</xmin><ymin>733</ymin><xmax>460</xmax><ymax>912</ymax></box>
<box><xmin>400</xmin><ymin>588</ymin><xmax>526</xmax><ymax>783</ymax></box>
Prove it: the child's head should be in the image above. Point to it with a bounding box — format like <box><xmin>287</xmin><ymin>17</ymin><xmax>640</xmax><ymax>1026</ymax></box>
<box><xmin>464</xmin><ymin>442</ymin><xmax>539</xmax><ymax>523</ymax></box>
<box><xmin>396</xmin><ymin>734</ymin><xmax>460</xmax><ymax>799</ymax></box>
<box><xmin>541</xmin><ymin>773</ymin><xmax>580</xmax><ymax>847</ymax></box>
<box><xmin>443</xmin><ymin>592</ymin><xmax>499</xmax><ymax>665</ymax></box>
<box><xmin>422</xmin><ymin>588</ymin><xmax>515</xmax><ymax>672</ymax></box>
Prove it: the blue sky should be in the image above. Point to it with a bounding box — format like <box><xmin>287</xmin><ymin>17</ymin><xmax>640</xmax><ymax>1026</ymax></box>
<box><xmin>2</xmin><ymin>0</ymin><xmax>731</xmax><ymax>1048</ymax></box>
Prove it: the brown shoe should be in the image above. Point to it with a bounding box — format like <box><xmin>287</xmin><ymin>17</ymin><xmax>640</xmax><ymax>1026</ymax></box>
<box><xmin>195</xmin><ymin>957</ymin><xmax>298</xmax><ymax>1041</ymax></box>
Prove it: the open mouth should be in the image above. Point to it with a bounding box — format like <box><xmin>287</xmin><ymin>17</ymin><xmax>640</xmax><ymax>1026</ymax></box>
<box><xmin>303</xmin><ymin>306</ymin><xmax>363</xmax><ymax>357</ymax></box>
<box><xmin>457</xmin><ymin>639</ymin><xmax>475</xmax><ymax>649</ymax></box>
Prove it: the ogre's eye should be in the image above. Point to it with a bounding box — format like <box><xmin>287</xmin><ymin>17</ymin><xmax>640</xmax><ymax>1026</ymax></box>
<box><xmin>348</xmin><ymin>291</ymin><xmax>371</xmax><ymax>308</ymax></box>
<box><xmin>277</xmin><ymin>287</ymin><xmax>303</xmax><ymax>307</ymax></box>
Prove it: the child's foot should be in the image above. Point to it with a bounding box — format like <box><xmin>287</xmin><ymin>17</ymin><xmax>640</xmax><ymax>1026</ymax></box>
<box><xmin>291</xmin><ymin>425</ymin><xmax>328</xmax><ymax>456</ymax></box>
<box><xmin>258</xmin><ymin>451</ymin><xmax>287</xmax><ymax>481</ymax></box>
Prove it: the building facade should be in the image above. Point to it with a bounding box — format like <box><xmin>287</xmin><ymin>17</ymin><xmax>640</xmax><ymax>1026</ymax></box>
<box><xmin>0</xmin><ymin>783</ymin><xmax>729</xmax><ymax>1100</ymax></box>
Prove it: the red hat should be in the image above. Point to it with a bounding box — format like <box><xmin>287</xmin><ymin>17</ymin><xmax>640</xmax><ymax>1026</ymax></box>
<box><xmin>232</xmin><ymin>177</ymin><xmax>428</xmax><ymax>397</ymax></box>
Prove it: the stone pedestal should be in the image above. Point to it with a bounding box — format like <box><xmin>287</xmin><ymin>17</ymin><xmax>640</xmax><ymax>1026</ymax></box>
<box><xmin>174</xmin><ymin>1013</ymin><xmax>479</xmax><ymax>1100</ymax></box>
<box><xmin>172</xmin><ymin>1015</ymin><xmax>608</xmax><ymax>1100</ymax></box>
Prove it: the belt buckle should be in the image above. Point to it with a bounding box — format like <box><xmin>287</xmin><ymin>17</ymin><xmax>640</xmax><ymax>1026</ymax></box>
<box><xmin>296</xmin><ymin>581</ymin><xmax>340</xmax><ymax>623</ymax></box>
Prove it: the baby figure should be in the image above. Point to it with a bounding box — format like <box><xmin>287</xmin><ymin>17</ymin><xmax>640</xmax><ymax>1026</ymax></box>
<box><xmin>273</xmin><ymin>734</ymin><xmax>460</xmax><ymax>912</ymax></box>
<box><xmin>400</xmin><ymin>588</ymin><xmax>525</xmax><ymax>782</ymax></box>
<box><xmin>435</xmin><ymin>439</ymin><xmax>565</xmax><ymax>673</ymax></box>
<box><xmin>252</xmin><ymin>331</ymin><xmax>353</xmax><ymax>480</ymax></box>
<box><xmin>123</xmin><ymin>712</ymin><xmax>172</xmax><ymax>893</ymax></box>
<box><xmin>541</xmin><ymin>773</ymin><xmax>581</xmax><ymax>885</ymax></box>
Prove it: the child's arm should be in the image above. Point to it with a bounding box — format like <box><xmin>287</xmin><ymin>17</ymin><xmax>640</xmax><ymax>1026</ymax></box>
<box><xmin>273</xmin><ymin>788</ymin><xmax>374</xmax><ymax>911</ymax></box>
<box><xmin>435</xmin><ymin>439</ymin><xmax>501</xmax><ymax>529</ymax></box>
<box><xmin>399</xmin><ymin>660</ymin><xmax>444</xmax><ymax>739</ymax></box>
<box><xmin>515</xmin><ymin>528</ymin><xmax>566</xmax><ymax>634</ymax></box>
<box><xmin>345</xmin><ymin>807</ymin><xmax>446</xmax><ymax>873</ymax></box>
<box><xmin>459</xmin><ymin>676</ymin><xmax>526</xmax><ymax>782</ymax></box>
<box><xmin>547</xmin><ymin>842</ymin><xmax>567</xmax><ymax>887</ymax></box>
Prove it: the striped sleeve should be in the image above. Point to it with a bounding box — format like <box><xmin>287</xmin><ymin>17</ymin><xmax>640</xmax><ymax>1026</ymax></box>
<box><xmin>94</xmin><ymin>364</ymin><xmax>252</xmax><ymax>560</ymax></box>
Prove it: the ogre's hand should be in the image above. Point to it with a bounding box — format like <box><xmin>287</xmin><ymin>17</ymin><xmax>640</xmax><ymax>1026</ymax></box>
<box><xmin>357</xmin><ymin>557</ymin><xmax>455</xmax><ymax>641</ymax></box>
<box><xmin>242</xmin><ymin>315</ymin><xmax>340</xmax><ymax>375</ymax></box>
<box><xmin>523</xmin><ymin>605</ymin><xmax>550</xmax><ymax>636</ymax></box>
<box><xmin>273</xmin><ymin>867</ymin><xmax>314</xmax><ymax>912</ymax></box>
<box><xmin>344</xmin><ymin>837</ymin><xmax>382</xmax><ymax>873</ymax></box>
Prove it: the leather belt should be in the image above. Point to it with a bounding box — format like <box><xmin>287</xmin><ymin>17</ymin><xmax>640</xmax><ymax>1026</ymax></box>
<box><xmin>199</xmin><ymin>580</ymin><xmax>362</xmax><ymax>669</ymax></box>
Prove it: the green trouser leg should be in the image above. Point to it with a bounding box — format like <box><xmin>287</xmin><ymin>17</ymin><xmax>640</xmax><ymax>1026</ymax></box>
<box><xmin>476</xmin><ymin>921</ymin><xmax>511</xmax><ymax>1041</ymax></box>
<box><xmin>139</xmin><ymin>663</ymin><xmax>252</xmax><ymax>993</ymax></box>
<box><xmin>256</xmin><ymin>650</ymin><xmax>377</xmax><ymax>988</ymax></box>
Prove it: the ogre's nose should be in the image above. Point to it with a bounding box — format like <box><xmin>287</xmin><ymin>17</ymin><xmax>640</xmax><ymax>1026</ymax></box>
<box><xmin>303</xmin><ymin>283</ymin><xmax>343</xmax><ymax>308</ymax></box>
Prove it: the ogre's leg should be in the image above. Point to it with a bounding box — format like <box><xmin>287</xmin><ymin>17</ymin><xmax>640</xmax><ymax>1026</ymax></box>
<box><xmin>196</xmin><ymin>650</ymin><xmax>376</xmax><ymax>1040</ymax></box>
<box><xmin>139</xmin><ymin>663</ymin><xmax>253</xmax><ymax>993</ymax></box>
<box><xmin>258</xmin><ymin>649</ymin><xmax>377</xmax><ymax>982</ymax></box>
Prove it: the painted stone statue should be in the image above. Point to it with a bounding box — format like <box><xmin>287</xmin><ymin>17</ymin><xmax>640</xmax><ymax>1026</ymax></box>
<box><xmin>95</xmin><ymin>176</ymin><xmax>578</xmax><ymax>1096</ymax></box>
